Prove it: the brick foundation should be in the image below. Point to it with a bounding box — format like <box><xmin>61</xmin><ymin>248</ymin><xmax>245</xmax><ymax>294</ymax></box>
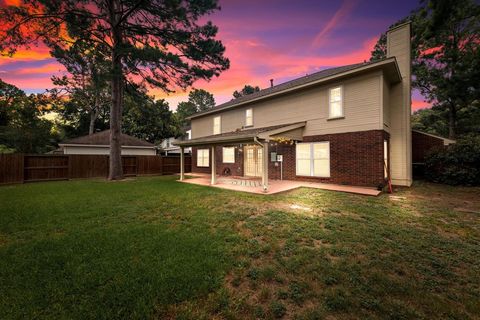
<box><xmin>192</xmin><ymin>130</ymin><xmax>389</xmax><ymax>187</ymax></box>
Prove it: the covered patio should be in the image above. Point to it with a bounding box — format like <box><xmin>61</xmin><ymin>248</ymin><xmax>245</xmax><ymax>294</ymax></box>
<box><xmin>175</xmin><ymin>122</ymin><xmax>306</xmax><ymax>192</ymax></box>
<box><xmin>175</xmin><ymin>123</ymin><xmax>381</xmax><ymax>196</ymax></box>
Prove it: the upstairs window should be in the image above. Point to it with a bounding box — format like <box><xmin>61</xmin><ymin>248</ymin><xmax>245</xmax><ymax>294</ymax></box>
<box><xmin>329</xmin><ymin>86</ymin><xmax>343</xmax><ymax>118</ymax></box>
<box><xmin>197</xmin><ymin>149</ymin><xmax>209</xmax><ymax>167</ymax></box>
<box><xmin>245</xmin><ymin>108</ymin><xmax>253</xmax><ymax>127</ymax></box>
<box><xmin>213</xmin><ymin>116</ymin><xmax>221</xmax><ymax>135</ymax></box>
<box><xmin>186</xmin><ymin>130</ymin><xmax>191</xmax><ymax>140</ymax></box>
<box><xmin>222</xmin><ymin>147</ymin><xmax>235</xmax><ymax>163</ymax></box>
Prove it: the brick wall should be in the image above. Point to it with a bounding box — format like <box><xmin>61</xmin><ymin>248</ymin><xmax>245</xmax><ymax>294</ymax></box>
<box><xmin>191</xmin><ymin>146</ymin><xmax>211</xmax><ymax>174</ymax></box>
<box><xmin>307</xmin><ymin>130</ymin><xmax>386</xmax><ymax>186</ymax></box>
<box><xmin>192</xmin><ymin>145</ymin><xmax>244</xmax><ymax>176</ymax></box>
<box><xmin>192</xmin><ymin>130</ymin><xmax>388</xmax><ymax>187</ymax></box>
<box><xmin>215</xmin><ymin>146</ymin><xmax>244</xmax><ymax>176</ymax></box>
<box><xmin>412</xmin><ymin>131</ymin><xmax>445</xmax><ymax>163</ymax></box>
<box><xmin>269</xmin><ymin>130</ymin><xmax>388</xmax><ymax>187</ymax></box>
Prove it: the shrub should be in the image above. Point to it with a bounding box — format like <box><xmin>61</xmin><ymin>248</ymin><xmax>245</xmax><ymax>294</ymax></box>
<box><xmin>424</xmin><ymin>135</ymin><xmax>480</xmax><ymax>186</ymax></box>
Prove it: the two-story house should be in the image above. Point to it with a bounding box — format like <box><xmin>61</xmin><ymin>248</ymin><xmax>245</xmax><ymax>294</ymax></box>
<box><xmin>176</xmin><ymin>22</ymin><xmax>412</xmax><ymax>191</ymax></box>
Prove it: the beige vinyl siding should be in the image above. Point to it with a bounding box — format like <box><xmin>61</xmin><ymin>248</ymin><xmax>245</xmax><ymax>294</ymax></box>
<box><xmin>387</xmin><ymin>23</ymin><xmax>412</xmax><ymax>186</ymax></box>
<box><xmin>191</xmin><ymin>72</ymin><xmax>383</xmax><ymax>138</ymax></box>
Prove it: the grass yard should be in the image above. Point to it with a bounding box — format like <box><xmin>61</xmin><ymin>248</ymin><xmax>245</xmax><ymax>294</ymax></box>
<box><xmin>0</xmin><ymin>176</ymin><xmax>479</xmax><ymax>319</ymax></box>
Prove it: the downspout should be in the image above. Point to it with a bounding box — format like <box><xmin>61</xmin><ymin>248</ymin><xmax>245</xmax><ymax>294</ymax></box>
<box><xmin>253</xmin><ymin>136</ymin><xmax>263</xmax><ymax>147</ymax></box>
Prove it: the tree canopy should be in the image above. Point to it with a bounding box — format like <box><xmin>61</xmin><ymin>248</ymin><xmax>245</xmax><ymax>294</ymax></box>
<box><xmin>371</xmin><ymin>0</ymin><xmax>480</xmax><ymax>138</ymax></box>
<box><xmin>175</xmin><ymin>88</ymin><xmax>216</xmax><ymax>128</ymax></box>
<box><xmin>0</xmin><ymin>80</ymin><xmax>59</xmax><ymax>153</ymax></box>
<box><xmin>0</xmin><ymin>0</ymin><xmax>229</xmax><ymax>179</ymax></box>
<box><xmin>233</xmin><ymin>85</ymin><xmax>260</xmax><ymax>99</ymax></box>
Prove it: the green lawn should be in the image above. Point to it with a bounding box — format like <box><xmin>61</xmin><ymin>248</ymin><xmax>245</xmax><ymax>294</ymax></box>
<box><xmin>0</xmin><ymin>176</ymin><xmax>479</xmax><ymax>319</ymax></box>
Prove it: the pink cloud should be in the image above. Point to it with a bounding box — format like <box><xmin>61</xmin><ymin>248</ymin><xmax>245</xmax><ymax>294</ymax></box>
<box><xmin>156</xmin><ymin>36</ymin><xmax>378</xmax><ymax>109</ymax></box>
<box><xmin>412</xmin><ymin>98</ymin><xmax>431</xmax><ymax>111</ymax></box>
<box><xmin>311</xmin><ymin>0</ymin><xmax>358</xmax><ymax>47</ymax></box>
<box><xmin>14</xmin><ymin>63</ymin><xmax>65</xmax><ymax>75</ymax></box>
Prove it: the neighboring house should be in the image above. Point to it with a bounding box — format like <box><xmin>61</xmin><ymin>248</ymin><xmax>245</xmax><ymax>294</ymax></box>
<box><xmin>177</xmin><ymin>23</ymin><xmax>413</xmax><ymax>189</ymax></box>
<box><xmin>158</xmin><ymin>129</ymin><xmax>192</xmax><ymax>156</ymax></box>
<box><xmin>58</xmin><ymin>130</ymin><xmax>156</xmax><ymax>155</ymax></box>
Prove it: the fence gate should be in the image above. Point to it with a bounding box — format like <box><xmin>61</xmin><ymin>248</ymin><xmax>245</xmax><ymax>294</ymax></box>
<box><xmin>122</xmin><ymin>156</ymin><xmax>137</xmax><ymax>176</ymax></box>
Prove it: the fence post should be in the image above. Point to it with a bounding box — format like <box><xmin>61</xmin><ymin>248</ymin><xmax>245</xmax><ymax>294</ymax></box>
<box><xmin>67</xmin><ymin>155</ymin><xmax>71</xmax><ymax>180</ymax></box>
<box><xmin>21</xmin><ymin>154</ymin><xmax>25</xmax><ymax>183</ymax></box>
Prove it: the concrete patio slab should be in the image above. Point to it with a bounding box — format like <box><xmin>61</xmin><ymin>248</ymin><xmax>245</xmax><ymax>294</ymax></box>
<box><xmin>179</xmin><ymin>173</ymin><xmax>381</xmax><ymax>196</ymax></box>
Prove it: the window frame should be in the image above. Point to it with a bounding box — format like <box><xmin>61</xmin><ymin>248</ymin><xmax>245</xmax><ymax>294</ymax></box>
<box><xmin>222</xmin><ymin>147</ymin><xmax>235</xmax><ymax>164</ymax></box>
<box><xmin>384</xmin><ymin>140</ymin><xmax>388</xmax><ymax>178</ymax></box>
<box><xmin>296</xmin><ymin>142</ymin><xmax>330</xmax><ymax>178</ymax></box>
<box><xmin>213</xmin><ymin>116</ymin><xmax>221</xmax><ymax>135</ymax></box>
<box><xmin>245</xmin><ymin>108</ymin><xmax>253</xmax><ymax>127</ymax></box>
<box><xmin>196</xmin><ymin>149</ymin><xmax>209</xmax><ymax>167</ymax></box>
<box><xmin>328</xmin><ymin>85</ymin><xmax>344</xmax><ymax>119</ymax></box>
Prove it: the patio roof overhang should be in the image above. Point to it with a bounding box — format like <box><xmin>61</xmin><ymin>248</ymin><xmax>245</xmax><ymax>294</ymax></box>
<box><xmin>174</xmin><ymin>122</ymin><xmax>306</xmax><ymax>147</ymax></box>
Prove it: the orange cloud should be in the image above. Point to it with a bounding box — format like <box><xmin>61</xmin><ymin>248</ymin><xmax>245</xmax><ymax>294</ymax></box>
<box><xmin>2</xmin><ymin>0</ymin><xmax>21</xmax><ymax>6</ymax></box>
<box><xmin>0</xmin><ymin>46</ymin><xmax>52</xmax><ymax>65</ymax></box>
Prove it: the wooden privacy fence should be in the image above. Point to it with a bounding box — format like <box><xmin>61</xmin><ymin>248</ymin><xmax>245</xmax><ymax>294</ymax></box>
<box><xmin>0</xmin><ymin>154</ymin><xmax>191</xmax><ymax>185</ymax></box>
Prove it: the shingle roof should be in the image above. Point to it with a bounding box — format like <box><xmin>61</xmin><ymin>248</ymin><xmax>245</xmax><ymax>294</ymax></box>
<box><xmin>189</xmin><ymin>59</ymin><xmax>391</xmax><ymax>119</ymax></box>
<box><xmin>61</xmin><ymin>130</ymin><xmax>155</xmax><ymax>147</ymax></box>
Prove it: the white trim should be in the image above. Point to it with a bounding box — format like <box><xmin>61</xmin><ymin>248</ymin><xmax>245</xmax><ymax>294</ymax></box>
<box><xmin>296</xmin><ymin>141</ymin><xmax>330</xmax><ymax>178</ymax></box>
<box><xmin>213</xmin><ymin>116</ymin><xmax>221</xmax><ymax>135</ymax></box>
<box><xmin>245</xmin><ymin>108</ymin><xmax>253</xmax><ymax>127</ymax></box>
<box><xmin>197</xmin><ymin>148</ymin><xmax>210</xmax><ymax>167</ymax></box>
<box><xmin>222</xmin><ymin>147</ymin><xmax>235</xmax><ymax>163</ymax></box>
<box><xmin>328</xmin><ymin>85</ymin><xmax>344</xmax><ymax>119</ymax></box>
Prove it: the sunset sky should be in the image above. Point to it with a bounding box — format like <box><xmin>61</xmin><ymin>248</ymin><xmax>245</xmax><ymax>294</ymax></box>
<box><xmin>0</xmin><ymin>0</ymin><xmax>430</xmax><ymax>111</ymax></box>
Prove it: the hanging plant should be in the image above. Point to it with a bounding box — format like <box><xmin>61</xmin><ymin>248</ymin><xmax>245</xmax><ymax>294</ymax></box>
<box><xmin>271</xmin><ymin>137</ymin><xmax>294</xmax><ymax>145</ymax></box>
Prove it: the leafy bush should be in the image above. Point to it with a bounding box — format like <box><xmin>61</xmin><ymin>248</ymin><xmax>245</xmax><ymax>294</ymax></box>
<box><xmin>424</xmin><ymin>135</ymin><xmax>480</xmax><ymax>186</ymax></box>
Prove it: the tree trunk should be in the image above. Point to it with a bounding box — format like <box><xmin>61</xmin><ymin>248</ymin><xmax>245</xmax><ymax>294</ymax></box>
<box><xmin>448</xmin><ymin>104</ymin><xmax>456</xmax><ymax>139</ymax></box>
<box><xmin>88</xmin><ymin>108</ymin><xmax>98</xmax><ymax>135</ymax></box>
<box><xmin>108</xmin><ymin>0</ymin><xmax>124</xmax><ymax>180</ymax></box>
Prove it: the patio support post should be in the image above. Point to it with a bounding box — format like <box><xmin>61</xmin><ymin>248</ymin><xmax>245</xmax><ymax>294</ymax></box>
<box><xmin>211</xmin><ymin>146</ymin><xmax>216</xmax><ymax>185</ymax></box>
<box><xmin>180</xmin><ymin>146</ymin><xmax>185</xmax><ymax>181</ymax></box>
<box><xmin>262</xmin><ymin>141</ymin><xmax>269</xmax><ymax>192</ymax></box>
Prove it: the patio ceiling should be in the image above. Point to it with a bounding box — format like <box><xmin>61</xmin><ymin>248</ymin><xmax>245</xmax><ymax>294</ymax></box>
<box><xmin>175</xmin><ymin>122</ymin><xmax>306</xmax><ymax>147</ymax></box>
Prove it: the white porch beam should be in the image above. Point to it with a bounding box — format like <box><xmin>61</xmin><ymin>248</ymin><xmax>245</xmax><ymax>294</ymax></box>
<box><xmin>179</xmin><ymin>147</ymin><xmax>185</xmax><ymax>181</ymax></box>
<box><xmin>211</xmin><ymin>146</ymin><xmax>216</xmax><ymax>185</ymax></box>
<box><xmin>262</xmin><ymin>141</ymin><xmax>269</xmax><ymax>192</ymax></box>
